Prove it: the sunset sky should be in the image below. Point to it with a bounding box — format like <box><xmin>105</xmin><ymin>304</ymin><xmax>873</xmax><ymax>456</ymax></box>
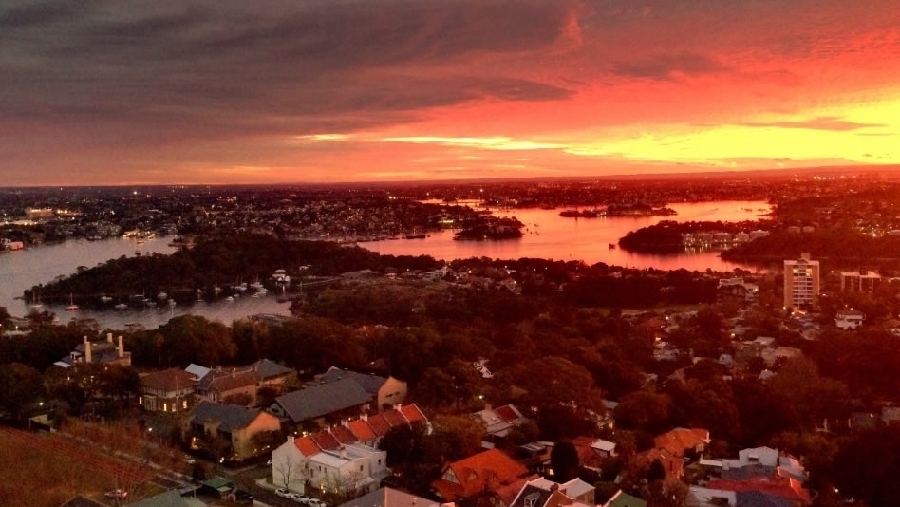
<box><xmin>2</xmin><ymin>0</ymin><xmax>899</xmax><ymax>185</ymax></box>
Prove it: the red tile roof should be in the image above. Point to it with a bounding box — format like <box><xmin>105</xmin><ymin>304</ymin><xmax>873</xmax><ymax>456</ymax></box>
<box><xmin>494</xmin><ymin>404</ymin><xmax>522</xmax><ymax>423</ymax></box>
<box><xmin>495</xmin><ymin>476</ymin><xmax>536</xmax><ymax>506</ymax></box>
<box><xmin>654</xmin><ymin>427</ymin><xmax>709</xmax><ymax>457</ymax></box>
<box><xmin>140</xmin><ymin>368</ymin><xmax>198</xmax><ymax>392</ymax></box>
<box><xmin>294</xmin><ymin>436</ymin><xmax>321</xmax><ymax>457</ymax></box>
<box><xmin>329</xmin><ymin>424</ymin><xmax>358</xmax><ymax>444</ymax></box>
<box><xmin>571</xmin><ymin>436</ymin><xmax>603</xmax><ymax>469</ymax></box>
<box><xmin>383</xmin><ymin>408</ymin><xmax>408</xmax><ymax>427</ymax></box>
<box><xmin>401</xmin><ymin>404</ymin><xmax>427</xmax><ymax>423</ymax></box>
<box><xmin>433</xmin><ymin>449</ymin><xmax>528</xmax><ymax>502</ymax></box>
<box><xmin>366</xmin><ymin>414</ymin><xmax>393</xmax><ymax>437</ymax></box>
<box><xmin>347</xmin><ymin>419</ymin><xmax>377</xmax><ymax>442</ymax></box>
<box><xmin>311</xmin><ymin>430</ymin><xmax>341</xmax><ymax>451</ymax></box>
<box><xmin>640</xmin><ymin>448</ymin><xmax>684</xmax><ymax>478</ymax></box>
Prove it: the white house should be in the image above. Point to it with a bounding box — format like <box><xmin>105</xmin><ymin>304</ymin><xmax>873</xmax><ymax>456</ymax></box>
<box><xmin>271</xmin><ymin>435</ymin><xmax>387</xmax><ymax>495</ymax></box>
<box><xmin>835</xmin><ymin>309</ymin><xmax>865</xmax><ymax>330</ymax></box>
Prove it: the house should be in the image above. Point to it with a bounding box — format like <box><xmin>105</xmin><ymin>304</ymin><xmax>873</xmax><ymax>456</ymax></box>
<box><xmin>603</xmin><ymin>490</ymin><xmax>647</xmax><ymax>507</ymax></box>
<box><xmin>255</xmin><ymin>358</ymin><xmax>295</xmax><ymax>388</ymax></box>
<box><xmin>655</xmin><ymin>427</ymin><xmax>710</xmax><ymax>457</ymax></box>
<box><xmin>432</xmin><ymin>449</ymin><xmax>529</xmax><ymax>504</ymax></box>
<box><xmin>270</xmin><ymin>434</ymin><xmax>387</xmax><ymax>496</ymax></box>
<box><xmin>515</xmin><ymin>442</ymin><xmax>552</xmax><ymax>474</ymax></box>
<box><xmin>183</xmin><ymin>401</ymin><xmax>281</xmax><ymax>461</ymax></box>
<box><xmin>270</xmin><ymin>402</ymin><xmax>427</xmax><ymax>493</ymax></box>
<box><xmin>699</xmin><ymin>446</ymin><xmax>808</xmax><ymax>482</ymax></box>
<box><xmin>697</xmin><ymin>476</ymin><xmax>812</xmax><ymax>506</ymax></box>
<box><xmin>139</xmin><ymin>367</ymin><xmax>198</xmax><ymax>413</ymax></box>
<box><xmin>590</xmin><ymin>439</ymin><xmax>617</xmax><ymax>459</ymax></box>
<box><xmin>638</xmin><ymin>427</ymin><xmax>710</xmax><ymax>479</ymax></box>
<box><xmin>270</xmin><ymin>377</ymin><xmax>373</xmax><ymax>427</ymax></box>
<box><xmin>717</xmin><ymin>277</ymin><xmax>759</xmax><ymax>304</ymax></box>
<box><xmin>196</xmin><ymin>368</ymin><xmax>260</xmax><ymax>405</ymax></box>
<box><xmin>54</xmin><ymin>333</ymin><xmax>131</xmax><ymax>368</ymax></box>
<box><xmin>338</xmin><ymin>487</ymin><xmax>440</xmax><ymax>507</ymax></box>
<box><xmin>835</xmin><ymin>309</ymin><xmax>865</xmax><ymax>330</ymax></box>
<box><xmin>473</xmin><ymin>404</ymin><xmax>528</xmax><ymax>438</ymax></box>
<box><xmin>319</xmin><ymin>367</ymin><xmax>407</xmax><ymax>410</ymax></box>
<box><xmin>509</xmin><ymin>477</ymin><xmax>595</xmax><ymax>507</ymax></box>
<box><xmin>194</xmin><ymin>359</ymin><xmax>293</xmax><ymax>405</ymax></box>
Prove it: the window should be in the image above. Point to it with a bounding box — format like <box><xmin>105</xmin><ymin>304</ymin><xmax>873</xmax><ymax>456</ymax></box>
<box><xmin>360</xmin><ymin>465</ymin><xmax>364</xmax><ymax>472</ymax></box>
<box><xmin>163</xmin><ymin>403</ymin><xmax>168</xmax><ymax>411</ymax></box>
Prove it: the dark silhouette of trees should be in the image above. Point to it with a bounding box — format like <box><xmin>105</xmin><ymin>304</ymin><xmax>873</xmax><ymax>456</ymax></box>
<box><xmin>550</xmin><ymin>439</ymin><xmax>579</xmax><ymax>482</ymax></box>
<box><xmin>0</xmin><ymin>363</ymin><xmax>46</xmax><ymax>421</ymax></box>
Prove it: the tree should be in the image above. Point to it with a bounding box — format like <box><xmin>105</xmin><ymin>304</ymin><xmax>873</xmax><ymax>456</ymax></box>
<box><xmin>414</xmin><ymin>359</ymin><xmax>482</xmax><ymax>410</ymax></box>
<box><xmin>614</xmin><ymin>391</ymin><xmax>675</xmax><ymax>435</ymax></box>
<box><xmin>274</xmin><ymin>454</ymin><xmax>306</xmax><ymax>490</ymax></box>
<box><xmin>830</xmin><ymin>427</ymin><xmax>900</xmax><ymax>507</ymax></box>
<box><xmin>0</xmin><ymin>363</ymin><xmax>46</xmax><ymax>420</ymax></box>
<box><xmin>427</xmin><ymin>415</ymin><xmax>484</xmax><ymax>463</ymax></box>
<box><xmin>0</xmin><ymin>306</ymin><xmax>10</xmax><ymax>330</ymax></box>
<box><xmin>550</xmin><ymin>439</ymin><xmax>579</xmax><ymax>483</ymax></box>
<box><xmin>768</xmin><ymin>357</ymin><xmax>851</xmax><ymax>429</ymax></box>
<box><xmin>158</xmin><ymin>315</ymin><xmax>235</xmax><ymax>367</ymax></box>
<box><xmin>497</xmin><ymin>356</ymin><xmax>604</xmax><ymax>436</ymax></box>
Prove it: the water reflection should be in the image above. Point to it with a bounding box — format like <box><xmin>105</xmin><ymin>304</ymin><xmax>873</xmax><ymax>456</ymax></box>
<box><xmin>360</xmin><ymin>200</ymin><xmax>772</xmax><ymax>270</ymax></box>
<box><xmin>0</xmin><ymin>200</ymin><xmax>771</xmax><ymax>327</ymax></box>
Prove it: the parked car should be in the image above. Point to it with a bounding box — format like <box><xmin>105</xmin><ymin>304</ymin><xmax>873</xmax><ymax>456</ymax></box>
<box><xmin>275</xmin><ymin>488</ymin><xmax>293</xmax><ymax>498</ymax></box>
<box><xmin>308</xmin><ymin>499</ymin><xmax>327</xmax><ymax>507</ymax></box>
<box><xmin>294</xmin><ymin>495</ymin><xmax>312</xmax><ymax>504</ymax></box>
<box><xmin>104</xmin><ymin>489</ymin><xmax>128</xmax><ymax>500</ymax></box>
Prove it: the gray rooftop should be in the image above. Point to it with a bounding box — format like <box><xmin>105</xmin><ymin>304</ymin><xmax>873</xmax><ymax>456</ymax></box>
<box><xmin>321</xmin><ymin>367</ymin><xmax>387</xmax><ymax>396</ymax></box>
<box><xmin>275</xmin><ymin>377</ymin><xmax>372</xmax><ymax>422</ymax></box>
<box><xmin>255</xmin><ymin>358</ymin><xmax>293</xmax><ymax>380</ymax></box>
<box><xmin>191</xmin><ymin>401</ymin><xmax>263</xmax><ymax>432</ymax></box>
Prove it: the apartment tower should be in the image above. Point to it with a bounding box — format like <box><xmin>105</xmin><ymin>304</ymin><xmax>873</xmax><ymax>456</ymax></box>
<box><xmin>783</xmin><ymin>253</ymin><xmax>820</xmax><ymax>309</ymax></box>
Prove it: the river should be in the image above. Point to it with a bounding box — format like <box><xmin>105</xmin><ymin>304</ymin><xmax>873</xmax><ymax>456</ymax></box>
<box><xmin>0</xmin><ymin>200</ymin><xmax>771</xmax><ymax>327</ymax></box>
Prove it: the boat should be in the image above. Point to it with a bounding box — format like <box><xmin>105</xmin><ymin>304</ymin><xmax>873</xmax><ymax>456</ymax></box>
<box><xmin>100</xmin><ymin>295</ymin><xmax>113</xmax><ymax>303</ymax></box>
<box><xmin>29</xmin><ymin>291</ymin><xmax>43</xmax><ymax>310</ymax></box>
<box><xmin>65</xmin><ymin>293</ymin><xmax>79</xmax><ymax>311</ymax></box>
<box><xmin>225</xmin><ymin>296</ymin><xmax>235</xmax><ymax>302</ymax></box>
<box><xmin>114</xmin><ymin>303</ymin><xmax>128</xmax><ymax>311</ymax></box>
<box><xmin>405</xmin><ymin>233</ymin><xmax>427</xmax><ymax>239</ymax></box>
<box><xmin>609</xmin><ymin>243</ymin><xmax>616</xmax><ymax>249</ymax></box>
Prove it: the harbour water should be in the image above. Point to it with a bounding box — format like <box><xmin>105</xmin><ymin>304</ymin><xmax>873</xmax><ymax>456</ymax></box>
<box><xmin>360</xmin><ymin>200</ymin><xmax>771</xmax><ymax>270</ymax></box>
<box><xmin>0</xmin><ymin>200</ymin><xmax>771</xmax><ymax>327</ymax></box>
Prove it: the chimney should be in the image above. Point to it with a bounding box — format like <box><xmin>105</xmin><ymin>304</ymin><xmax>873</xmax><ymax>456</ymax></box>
<box><xmin>106</xmin><ymin>332</ymin><xmax>113</xmax><ymax>343</ymax></box>
<box><xmin>84</xmin><ymin>336</ymin><xmax>92</xmax><ymax>364</ymax></box>
<box><xmin>118</xmin><ymin>335</ymin><xmax>124</xmax><ymax>358</ymax></box>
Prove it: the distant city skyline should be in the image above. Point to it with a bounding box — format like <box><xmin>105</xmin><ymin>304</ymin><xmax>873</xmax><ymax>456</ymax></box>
<box><xmin>2</xmin><ymin>0</ymin><xmax>899</xmax><ymax>186</ymax></box>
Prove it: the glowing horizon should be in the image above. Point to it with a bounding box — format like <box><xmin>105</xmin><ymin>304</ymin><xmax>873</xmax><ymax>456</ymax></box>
<box><xmin>1</xmin><ymin>1</ymin><xmax>898</xmax><ymax>185</ymax></box>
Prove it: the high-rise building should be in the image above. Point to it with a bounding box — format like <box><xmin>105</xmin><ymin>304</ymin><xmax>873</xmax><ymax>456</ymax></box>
<box><xmin>783</xmin><ymin>253</ymin><xmax>819</xmax><ymax>309</ymax></box>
